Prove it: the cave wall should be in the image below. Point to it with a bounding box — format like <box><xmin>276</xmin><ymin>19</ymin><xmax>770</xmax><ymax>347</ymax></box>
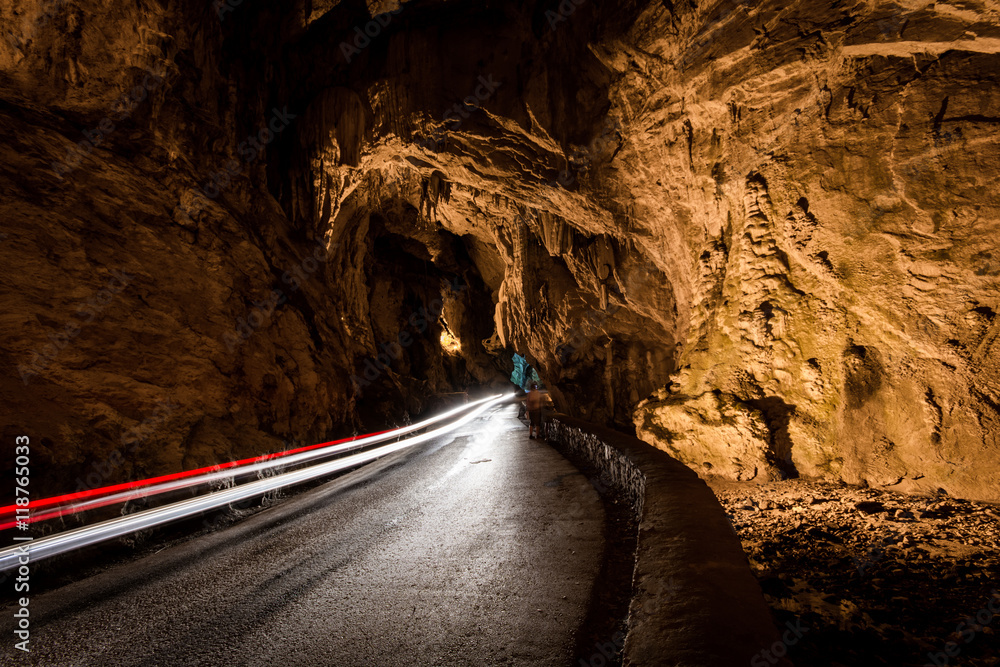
<box><xmin>277</xmin><ymin>0</ymin><xmax>1000</xmax><ymax>500</ymax></box>
<box><xmin>1</xmin><ymin>0</ymin><xmax>998</xmax><ymax>501</ymax></box>
<box><xmin>617</xmin><ymin>0</ymin><xmax>1000</xmax><ymax>500</ymax></box>
<box><xmin>0</xmin><ymin>0</ymin><xmax>500</xmax><ymax>496</ymax></box>
<box><xmin>0</xmin><ymin>0</ymin><xmax>358</xmax><ymax>494</ymax></box>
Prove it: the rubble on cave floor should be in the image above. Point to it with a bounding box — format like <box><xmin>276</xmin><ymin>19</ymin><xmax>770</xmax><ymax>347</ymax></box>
<box><xmin>707</xmin><ymin>477</ymin><xmax>1000</xmax><ymax>667</ymax></box>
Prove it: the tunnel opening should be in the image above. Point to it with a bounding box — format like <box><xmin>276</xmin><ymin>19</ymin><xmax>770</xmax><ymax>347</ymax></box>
<box><xmin>510</xmin><ymin>352</ymin><xmax>542</xmax><ymax>391</ymax></box>
<box><xmin>438</xmin><ymin>316</ymin><xmax>462</xmax><ymax>354</ymax></box>
<box><xmin>349</xmin><ymin>212</ymin><xmax>509</xmax><ymax>429</ymax></box>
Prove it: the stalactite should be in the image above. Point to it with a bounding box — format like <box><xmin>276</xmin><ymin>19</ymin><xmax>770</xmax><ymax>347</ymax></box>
<box><xmin>419</xmin><ymin>170</ymin><xmax>450</xmax><ymax>221</ymax></box>
<box><xmin>538</xmin><ymin>211</ymin><xmax>573</xmax><ymax>256</ymax></box>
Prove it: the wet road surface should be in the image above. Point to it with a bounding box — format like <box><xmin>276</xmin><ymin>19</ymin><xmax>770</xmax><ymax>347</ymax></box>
<box><xmin>1</xmin><ymin>403</ymin><xmax>606</xmax><ymax>666</ymax></box>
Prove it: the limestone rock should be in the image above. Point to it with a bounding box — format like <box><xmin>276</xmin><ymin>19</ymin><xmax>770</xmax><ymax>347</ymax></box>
<box><xmin>635</xmin><ymin>391</ymin><xmax>784</xmax><ymax>481</ymax></box>
<box><xmin>1</xmin><ymin>0</ymin><xmax>998</xmax><ymax>503</ymax></box>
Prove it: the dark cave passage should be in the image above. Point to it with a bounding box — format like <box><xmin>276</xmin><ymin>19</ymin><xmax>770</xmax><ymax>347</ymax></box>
<box><xmin>350</xmin><ymin>214</ymin><xmax>512</xmax><ymax>426</ymax></box>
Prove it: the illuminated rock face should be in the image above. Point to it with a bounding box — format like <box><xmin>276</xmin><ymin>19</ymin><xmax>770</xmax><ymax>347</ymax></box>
<box><xmin>1</xmin><ymin>0</ymin><xmax>998</xmax><ymax>500</ymax></box>
<box><xmin>616</xmin><ymin>4</ymin><xmax>1000</xmax><ymax>502</ymax></box>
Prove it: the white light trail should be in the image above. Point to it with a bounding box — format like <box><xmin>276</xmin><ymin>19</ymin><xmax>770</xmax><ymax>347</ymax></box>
<box><xmin>0</xmin><ymin>394</ymin><xmax>511</xmax><ymax>571</ymax></box>
<box><xmin>36</xmin><ymin>393</ymin><xmax>505</xmax><ymax>520</ymax></box>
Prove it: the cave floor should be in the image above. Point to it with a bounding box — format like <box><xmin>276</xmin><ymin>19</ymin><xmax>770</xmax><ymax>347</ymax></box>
<box><xmin>708</xmin><ymin>477</ymin><xmax>1000</xmax><ymax>667</ymax></box>
<box><xmin>0</xmin><ymin>403</ymin><xmax>606</xmax><ymax>666</ymax></box>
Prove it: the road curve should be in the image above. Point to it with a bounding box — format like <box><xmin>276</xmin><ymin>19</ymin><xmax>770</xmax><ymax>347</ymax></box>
<box><xmin>1</xmin><ymin>403</ymin><xmax>606</xmax><ymax>666</ymax></box>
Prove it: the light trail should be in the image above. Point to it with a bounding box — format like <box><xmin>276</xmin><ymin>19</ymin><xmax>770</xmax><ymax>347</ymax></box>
<box><xmin>0</xmin><ymin>394</ymin><xmax>511</xmax><ymax>570</ymax></box>
<box><xmin>0</xmin><ymin>394</ymin><xmax>502</xmax><ymax>530</ymax></box>
<box><xmin>0</xmin><ymin>432</ymin><xmax>391</xmax><ymax>521</ymax></box>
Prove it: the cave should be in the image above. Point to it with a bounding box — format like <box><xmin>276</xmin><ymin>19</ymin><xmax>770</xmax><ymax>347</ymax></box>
<box><xmin>1</xmin><ymin>0</ymin><xmax>998</xmax><ymax>664</ymax></box>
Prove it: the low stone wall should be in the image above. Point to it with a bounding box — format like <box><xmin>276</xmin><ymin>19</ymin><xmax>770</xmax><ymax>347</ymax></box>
<box><xmin>547</xmin><ymin>415</ymin><xmax>792</xmax><ymax>667</ymax></box>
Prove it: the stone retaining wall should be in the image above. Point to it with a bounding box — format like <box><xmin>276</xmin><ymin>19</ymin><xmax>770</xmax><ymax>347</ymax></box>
<box><xmin>547</xmin><ymin>414</ymin><xmax>793</xmax><ymax>667</ymax></box>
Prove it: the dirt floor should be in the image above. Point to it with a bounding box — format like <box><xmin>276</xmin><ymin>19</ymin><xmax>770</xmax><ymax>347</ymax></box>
<box><xmin>706</xmin><ymin>477</ymin><xmax>1000</xmax><ymax>667</ymax></box>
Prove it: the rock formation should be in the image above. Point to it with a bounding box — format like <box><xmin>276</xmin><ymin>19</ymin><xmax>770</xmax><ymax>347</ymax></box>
<box><xmin>1</xmin><ymin>0</ymin><xmax>997</xmax><ymax>501</ymax></box>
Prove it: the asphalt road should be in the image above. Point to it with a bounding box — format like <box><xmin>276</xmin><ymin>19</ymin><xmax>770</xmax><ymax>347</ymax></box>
<box><xmin>1</xmin><ymin>402</ymin><xmax>606</xmax><ymax>666</ymax></box>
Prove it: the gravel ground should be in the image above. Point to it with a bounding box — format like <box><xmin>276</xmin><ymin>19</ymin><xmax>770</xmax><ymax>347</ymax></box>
<box><xmin>707</xmin><ymin>477</ymin><xmax>1000</xmax><ymax>667</ymax></box>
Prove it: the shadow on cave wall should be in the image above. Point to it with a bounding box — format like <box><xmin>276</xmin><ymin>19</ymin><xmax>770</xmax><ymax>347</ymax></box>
<box><xmin>745</xmin><ymin>395</ymin><xmax>799</xmax><ymax>478</ymax></box>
